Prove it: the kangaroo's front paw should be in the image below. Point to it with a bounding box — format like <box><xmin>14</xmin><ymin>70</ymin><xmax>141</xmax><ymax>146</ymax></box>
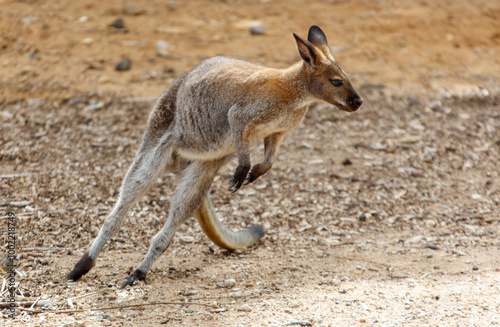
<box><xmin>244</xmin><ymin>163</ymin><xmax>272</xmax><ymax>185</ymax></box>
<box><xmin>229</xmin><ymin>164</ymin><xmax>250</xmax><ymax>193</ymax></box>
<box><xmin>120</xmin><ymin>269</ymin><xmax>147</xmax><ymax>289</ymax></box>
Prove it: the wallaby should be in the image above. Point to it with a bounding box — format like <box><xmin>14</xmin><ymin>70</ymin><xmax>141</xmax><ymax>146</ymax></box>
<box><xmin>67</xmin><ymin>25</ymin><xmax>362</xmax><ymax>288</ymax></box>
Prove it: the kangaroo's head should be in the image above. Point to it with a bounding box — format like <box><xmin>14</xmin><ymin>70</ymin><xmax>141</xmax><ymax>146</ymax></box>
<box><xmin>294</xmin><ymin>25</ymin><xmax>362</xmax><ymax>112</ymax></box>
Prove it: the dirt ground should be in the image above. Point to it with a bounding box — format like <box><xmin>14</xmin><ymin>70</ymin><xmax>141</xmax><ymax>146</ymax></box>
<box><xmin>1</xmin><ymin>0</ymin><xmax>500</xmax><ymax>326</ymax></box>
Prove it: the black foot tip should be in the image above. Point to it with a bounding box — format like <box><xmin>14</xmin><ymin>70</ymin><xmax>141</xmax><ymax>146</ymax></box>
<box><xmin>120</xmin><ymin>269</ymin><xmax>147</xmax><ymax>289</ymax></box>
<box><xmin>66</xmin><ymin>252</ymin><xmax>95</xmax><ymax>282</ymax></box>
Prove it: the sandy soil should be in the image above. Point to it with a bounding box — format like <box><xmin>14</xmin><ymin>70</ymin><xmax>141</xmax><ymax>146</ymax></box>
<box><xmin>1</xmin><ymin>0</ymin><xmax>500</xmax><ymax>326</ymax></box>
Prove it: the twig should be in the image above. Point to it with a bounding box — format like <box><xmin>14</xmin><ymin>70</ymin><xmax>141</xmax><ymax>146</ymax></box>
<box><xmin>0</xmin><ymin>300</ymin><xmax>53</xmax><ymax>308</ymax></box>
<box><xmin>0</xmin><ymin>173</ymin><xmax>32</xmax><ymax>179</ymax></box>
<box><xmin>328</xmin><ymin>242</ymin><xmax>356</xmax><ymax>247</ymax></box>
<box><xmin>29</xmin><ymin>296</ymin><xmax>42</xmax><ymax>310</ymax></box>
<box><xmin>51</xmin><ymin>301</ymin><xmax>213</xmax><ymax>314</ymax></box>
<box><xmin>22</xmin><ymin>247</ymin><xmax>74</xmax><ymax>252</ymax></box>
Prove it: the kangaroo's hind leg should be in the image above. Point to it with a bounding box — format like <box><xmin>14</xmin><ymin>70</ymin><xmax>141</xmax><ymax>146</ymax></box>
<box><xmin>120</xmin><ymin>157</ymin><xmax>226</xmax><ymax>288</ymax></box>
<box><xmin>66</xmin><ymin>132</ymin><xmax>175</xmax><ymax>282</ymax></box>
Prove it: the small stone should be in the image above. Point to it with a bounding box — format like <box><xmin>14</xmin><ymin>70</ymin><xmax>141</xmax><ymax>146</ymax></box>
<box><xmin>115</xmin><ymin>58</ymin><xmax>131</xmax><ymax>71</ymax></box>
<box><xmin>359</xmin><ymin>318</ymin><xmax>367</xmax><ymax>323</ymax></box>
<box><xmin>223</xmin><ymin>278</ymin><xmax>236</xmax><ymax>288</ymax></box>
<box><xmin>27</xmin><ymin>98</ymin><xmax>45</xmax><ymax>107</ymax></box>
<box><xmin>155</xmin><ymin>40</ymin><xmax>170</xmax><ymax>57</ymax></box>
<box><xmin>110</xmin><ymin>18</ymin><xmax>125</xmax><ymax>29</ymax></box>
<box><xmin>471</xmin><ymin>194</ymin><xmax>482</xmax><ymax>200</ymax></box>
<box><xmin>183</xmin><ymin>307</ymin><xmax>194</xmax><ymax>313</ymax></box>
<box><xmin>332</xmin><ymin>278</ymin><xmax>341</xmax><ymax>286</ymax></box>
<box><xmin>99</xmin><ymin>314</ymin><xmax>111</xmax><ymax>319</ymax></box>
<box><xmin>359</xmin><ymin>11</ymin><xmax>375</xmax><ymax>19</ymax></box>
<box><xmin>231</xmin><ymin>291</ymin><xmax>243</xmax><ymax>298</ymax></box>
<box><xmin>425</xmin><ymin>219</ymin><xmax>437</xmax><ymax>227</ymax></box>
<box><xmin>342</xmin><ymin>158</ymin><xmax>353</xmax><ymax>166</ymax></box>
<box><xmin>250</xmin><ymin>22</ymin><xmax>267</xmax><ymax>35</ymax></box>
<box><xmin>179</xmin><ymin>235</ymin><xmax>195</xmax><ymax>243</ymax></box>
<box><xmin>98</xmin><ymin>75</ymin><xmax>111</xmax><ymax>84</ymax></box>
<box><xmin>405</xmin><ymin>235</ymin><xmax>425</xmax><ymax>244</ymax></box>
<box><xmin>359</xmin><ymin>212</ymin><xmax>371</xmax><ymax>222</ymax></box>
<box><xmin>84</xmin><ymin>102</ymin><xmax>104</xmax><ymax>111</ymax></box>
<box><xmin>288</xmin><ymin>320</ymin><xmax>312</xmax><ymax>326</ymax></box>
<box><xmin>237</xmin><ymin>304</ymin><xmax>252</xmax><ymax>312</ymax></box>
<box><xmin>78</xmin><ymin>16</ymin><xmax>88</xmax><ymax>23</ymax></box>
<box><xmin>211</xmin><ymin>308</ymin><xmax>228</xmax><ymax>313</ymax></box>
<box><xmin>472</xmin><ymin>266</ymin><xmax>479</xmax><ymax>271</ymax></box>
<box><xmin>53</xmin><ymin>277</ymin><xmax>60</xmax><ymax>284</ymax></box>
<box><xmin>82</xmin><ymin>37</ymin><xmax>93</xmax><ymax>45</ymax></box>
<box><xmin>123</xmin><ymin>2</ymin><xmax>145</xmax><ymax>15</ymax></box>
<box><xmin>22</xmin><ymin>16</ymin><xmax>38</xmax><ymax>25</ymax></box>
<box><xmin>300</xmin><ymin>142</ymin><xmax>312</xmax><ymax>149</ymax></box>
<box><xmin>463</xmin><ymin>224</ymin><xmax>477</xmax><ymax>234</ymax></box>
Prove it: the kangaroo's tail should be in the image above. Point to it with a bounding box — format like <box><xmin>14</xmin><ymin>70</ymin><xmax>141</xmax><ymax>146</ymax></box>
<box><xmin>195</xmin><ymin>195</ymin><xmax>264</xmax><ymax>250</ymax></box>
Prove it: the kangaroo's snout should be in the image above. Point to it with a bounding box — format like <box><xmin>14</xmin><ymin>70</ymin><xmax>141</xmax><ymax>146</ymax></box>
<box><xmin>349</xmin><ymin>96</ymin><xmax>363</xmax><ymax>111</ymax></box>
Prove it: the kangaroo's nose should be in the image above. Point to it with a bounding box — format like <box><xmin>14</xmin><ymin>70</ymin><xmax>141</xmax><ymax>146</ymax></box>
<box><xmin>355</xmin><ymin>97</ymin><xmax>363</xmax><ymax>107</ymax></box>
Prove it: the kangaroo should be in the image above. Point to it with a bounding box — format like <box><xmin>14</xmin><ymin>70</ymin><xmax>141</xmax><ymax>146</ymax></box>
<box><xmin>67</xmin><ymin>25</ymin><xmax>362</xmax><ymax>288</ymax></box>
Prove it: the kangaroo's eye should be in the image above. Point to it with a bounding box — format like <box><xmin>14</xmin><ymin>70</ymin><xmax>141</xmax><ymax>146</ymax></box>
<box><xmin>330</xmin><ymin>79</ymin><xmax>343</xmax><ymax>87</ymax></box>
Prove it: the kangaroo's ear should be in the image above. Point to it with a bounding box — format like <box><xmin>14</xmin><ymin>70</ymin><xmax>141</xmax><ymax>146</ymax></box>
<box><xmin>293</xmin><ymin>33</ymin><xmax>318</xmax><ymax>66</ymax></box>
<box><xmin>307</xmin><ymin>25</ymin><xmax>328</xmax><ymax>47</ymax></box>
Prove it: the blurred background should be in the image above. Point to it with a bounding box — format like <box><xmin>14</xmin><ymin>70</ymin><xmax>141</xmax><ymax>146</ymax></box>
<box><xmin>1</xmin><ymin>0</ymin><xmax>499</xmax><ymax>103</ymax></box>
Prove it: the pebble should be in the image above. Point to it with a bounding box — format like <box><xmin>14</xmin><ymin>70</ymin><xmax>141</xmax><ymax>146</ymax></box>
<box><xmin>287</xmin><ymin>320</ymin><xmax>312</xmax><ymax>326</ymax></box>
<box><xmin>123</xmin><ymin>2</ymin><xmax>145</xmax><ymax>15</ymax></box>
<box><xmin>115</xmin><ymin>58</ymin><xmax>131</xmax><ymax>71</ymax></box>
<box><xmin>155</xmin><ymin>40</ymin><xmax>170</xmax><ymax>57</ymax></box>
<box><xmin>223</xmin><ymin>278</ymin><xmax>236</xmax><ymax>288</ymax></box>
<box><xmin>99</xmin><ymin>314</ymin><xmax>111</xmax><ymax>319</ymax></box>
<box><xmin>179</xmin><ymin>235</ymin><xmax>195</xmax><ymax>243</ymax></box>
<box><xmin>231</xmin><ymin>291</ymin><xmax>243</xmax><ymax>298</ymax></box>
<box><xmin>82</xmin><ymin>37</ymin><xmax>93</xmax><ymax>45</ymax></box>
<box><xmin>405</xmin><ymin>235</ymin><xmax>425</xmax><ymax>244</ymax></box>
<box><xmin>84</xmin><ymin>102</ymin><xmax>104</xmax><ymax>111</ymax></box>
<box><xmin>22</xmin><ymin>16</ymin><xmax>38</xmax><ymax>25</ymax></box>
<box><xmin>183</xmin><ymin>307</ymin><xmax>194</xmax><ymax>313</ymax></box>
<box><xmin>359</xmin><ymin>10</ymin><xmax>375</xmax><ymax>19</ymax></box>
<box><xmin>471</xmin><ymin>194</ymin><xmax>482</xmax><ymax>200</ymax></box>
<box><xmin>98</xmin><ymin>75</ymin><xmax>111</xmax><ymax>84</ymax></box>
<box><xmin>237</xmin><ymin>304</ymin><xmax>252</xmax><ymax>312</ymax></box>
<box><xmin>250</xmin><ymin>22</ymin><xmax>267</xmax><ymax>35</ymax></box>
<box><xmin>110</xmin><ymin>18</ymin><xmax>125</xmax><ymax>29</ymax></box>
<box><xmin>27</xmin><ymin>98</ymin><xmax>45</xmax><ymax>107</ymax></box>
<box><xmin>359</xmin><ymin>212</ymin><xmax>371</xmax><ymax>222</ymax></box>
<box><xmin>425</xmin><ymin>219</ymin><xmax>437</xmax><ymax>227</ymax></box>
<box><xmin>211</xmin><ymin>308</ymin><xmax>228</xmax><ymax>313</ymax></box>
